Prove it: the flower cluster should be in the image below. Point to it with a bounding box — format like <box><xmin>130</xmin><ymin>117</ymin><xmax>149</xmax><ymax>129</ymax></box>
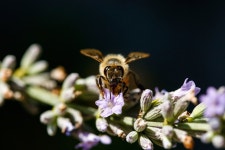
<box><xmin>1</xmin><ymin>44</ymin><xmax>225</xmax><ymax>150</ymax></box>
<box><xmin>199</xmin><ymin>86</ymin><xmax>225</xmax><ymax>148</ymax></box>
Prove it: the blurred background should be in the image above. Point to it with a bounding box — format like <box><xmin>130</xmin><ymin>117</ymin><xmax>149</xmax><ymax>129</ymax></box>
<box><xmin>0</xmin><ymin>0</ymin><xmax>225</xmax><ymax>150</ymax></box>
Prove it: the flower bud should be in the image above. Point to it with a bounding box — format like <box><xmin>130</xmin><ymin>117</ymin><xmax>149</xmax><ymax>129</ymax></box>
<box><xmin>40</xmin><ymin>110</ymin><xmax>57</xmax><ymax>124</ymax></box>
<box><xmin>108</xmin><ymin>124</ymin><xmax>126</xmax><ymax>138</ymax></box>
<box><xmin>162</xmin><ymin>125</ymin><xmax>174</xmax><ymax>139</ymax></box>
<box><xmin>201</xmin><ymin>131</ymin><xmax>214</xmax><ymax>143</ymax></box>
<box><xmin>173</xmin><ymin>98</ymin><xmax>189</xmax><ymax>118</ymax></box>
<box><xmin>0</xmin><ymin>68</ymin><xmax>13</xmax><ymax>82</ymax></box>
<box><xmin>212</xmin><ymin>135</ymin><xmax>225</xmax><ymax>149</ymax></box>
<box><xmin>209</xmin><ymin>118</ymin><xmax>221</xmax><ymax>131</ymax></box>
<box><xmin>62</xmin><ymin>73</ymin><xmax>79</xmax><ymax>89</ymax></box>
<box><xmin>189</xmin><ymin>102</ymin><xmax>206</xmax><ymax>120</ymax></box>
<box><xmin>27</xmin><ymin>60</ymin><xmax>48</xmax><ymax>74</ymax></box>
<box><xmin>99</xmin><ymin>135</ymin><xmax>112</xmax><ymax>145</ymax></box>
<box><xmin>140</xmin><ymin>89</ymin><xmax>153</xmax><ymax>113</ymax></box>
<box><xmin>138</xmin><ymin>134</ymin><xmax>153</xmax><ymax>150</ymax></box>
<box><xmin>162</xmin><ymin>135</ymin><xmax>173</xmax><ymax>149</ymax></box>
<box><xmin>1</xmin><ymin>55</ymin><xmax>16</xmax><ymax>69</ymax></box>
<box><xmin>145</xmin><ymin>126</ymin><xmax>161</xmax><ymax>140</ymax></box>
<box><xmin>57</xmin><ymin>117</ymin><xmax>75</xmax><ymax>135</ymax></box>
<box><xmin>134</xmin><ymin>118</ymin><xmax>147</xmax><ymax>132</ymax></box>
<box><xmin>66</xmin><ymin>108</ymin><xmax>83</xmax><ymax>128</ymax></box>
<box><xmin>96</xmin><ymin>117</ymin><xmax>108</xmax><ymax>132</ymax></box>
<box><xmin>60</xmin><ymin>87</ymin><xmax>75</xmax><ymax>102</ymax></box>
<box><xmin>50</xmin><ymin>66</ymin><xmax>67</xmax><ymax>81</ymax></box>
<box><xmin>183</xmin><ymin>135</ymin><xmax>194</xmax><ymax>150</ymax></box>
<box><xmin>54</xmin><ymin>103</ymin><xmax>67</xmax><ymax>115</ymax></box>
<box><xmin>126</xmin><ymin>131</ymin><xmax>139</xmax><ymax>143</ymax></box>
<box><xmin>21</xmin><ymin>44</ymin><xmax>41</xmax><ymax>69</ymax></box>
<box><xmin>144</xmin><ymin>105</ymin><xmax>162</xmax><ymax>121</ymax></box>
<box><xmin>47</xmin><ymin>123</ymin><xmax>57</xmax><ymax>136</ymax></box>
<box><xmin>161</xmin><ymin>100</ymin><xmax>174</xmax><ymax>123</ymax></box>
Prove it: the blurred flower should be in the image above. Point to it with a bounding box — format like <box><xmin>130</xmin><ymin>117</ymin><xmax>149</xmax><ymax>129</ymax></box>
<box><xmin>40</xmin><ymin>103</ymin><xmax>83</xmax><ymax>136</ymax></box>
<box><xmin>60</xmin><ymin>73</ymin><xmax>79</xmax><ymax>102</ymax></box>
<box><xmin>96</xmin><ymin>117</ymin><xmax>108</xmax><ymax>132</ymax></box>
<box><xmin>0</xmin><ymin>82</ymin><xmax>13</xmax><ymax>105</ymax></box>
<box><xmin>75</xmin><ymin>131</ymin><xmax>111</xmax><ymax>150</ymax></box>
<box><xmin>76</xmin><ymin>75</ymin><xmax>99</xmax><ymax>94</ymax></box>
<box><xmin>95</xmin><ymin>88</ymin><xmax>124</xmax><ymax>118</ymax></box>
<box><xmin>199</xmin><ymin>86</ymin><xmax>225</xmax><ymax>118</ymax></box>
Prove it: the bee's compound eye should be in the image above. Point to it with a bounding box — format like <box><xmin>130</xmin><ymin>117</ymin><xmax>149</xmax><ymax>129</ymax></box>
<box><xmin>104</xmin><ymin>66</ymin><xmax>111</xmax><ymax>75</ymax></box>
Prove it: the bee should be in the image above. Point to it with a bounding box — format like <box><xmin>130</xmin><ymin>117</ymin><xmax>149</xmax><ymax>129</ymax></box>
<box><xmin>80</xmin><ymin>49</ymin><xmax>150</xmax><ymax>98</ymax></box>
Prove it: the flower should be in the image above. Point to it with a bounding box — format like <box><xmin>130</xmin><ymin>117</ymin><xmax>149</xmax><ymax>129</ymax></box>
<box><xmin>199</xmin><ymin>86</ymin><xmax>225</xmax><ymax>118</ymax></box>
<box><xmin>75</xmin><ymin>131</ymin><xmax>111</xmax><ymax>150</ymax></box>
<box><xmin>171</xmin><ymin>78</ymin><xmax>200</xmax><ymax>99</ymax></box>
<box><xmin>95</xmin><ymin>88</ymin><xmax>124</xmax><ymax>118</ymax></box>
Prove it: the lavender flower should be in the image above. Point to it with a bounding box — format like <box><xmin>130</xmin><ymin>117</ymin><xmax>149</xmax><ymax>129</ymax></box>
<box><xmin>199</xmin><ymin>86</ymin><xmax>225</xmax><ymax>118</ymax></box>
<box><xmin>95</xmin><ymin>88</ymin><xmax>124</xmax><ymax>118</ymax></box>
<box><xmin>171</xmin><ymin>78</ymin><xmax>200</xmax><ymax>99</ymax></box>
<box><xmin>75</xmin><ymin>131</ymin><xmax>111</xmax><ymax>150</ymax></box>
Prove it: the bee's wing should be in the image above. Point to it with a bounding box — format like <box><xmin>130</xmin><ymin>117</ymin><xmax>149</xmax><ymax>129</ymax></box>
<box><xmin>126</xmin><ymin>70</ymin><xmax>145</xmax><ymax>90</ymax></box>
<box><xmin>125</xmin><ymin>52</ymin><xmax>150</xmax><ymax>63</ymax></box>
<box><xmin>80</xmin><ymin>49</ymin><xmax>104</xmax><ymax>62</ymax></box>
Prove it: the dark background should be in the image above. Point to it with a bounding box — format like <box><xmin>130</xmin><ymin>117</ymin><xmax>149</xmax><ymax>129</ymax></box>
<box><xmin>0</xmin><ymin>0</ymin><xmax>225</xmax><ymax>150</ymax></box>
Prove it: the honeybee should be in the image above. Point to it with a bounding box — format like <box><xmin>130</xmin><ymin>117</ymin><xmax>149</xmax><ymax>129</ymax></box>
<box><xmin>80</xmin><ymin>49</ymin><xmax>150</xmax><ymax>99</ymax></box>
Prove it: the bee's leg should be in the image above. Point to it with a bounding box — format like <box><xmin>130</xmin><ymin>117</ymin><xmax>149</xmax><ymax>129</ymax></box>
<box><xmin>96</xmin><ymin>75</ymin><xmax>105</xmax><ymax>97</ymax></box>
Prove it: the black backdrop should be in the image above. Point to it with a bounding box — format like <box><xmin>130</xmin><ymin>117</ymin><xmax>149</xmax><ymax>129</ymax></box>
<box><xmin>0</xmin><ymin>1</ymin><xmax>225</xmax><ymax>150</ymax></box>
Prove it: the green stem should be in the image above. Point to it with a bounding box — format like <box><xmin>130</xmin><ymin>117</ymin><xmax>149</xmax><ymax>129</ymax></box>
<box><xmin>26</xmin><ymin>86</ymin><xmax>97</xmax><ymax>115</ymax></box>
<box><xmin>67</xmin><ymin>104</ymin><xmax>97</xmax><ymax>116</ymax></box>
<box><xmin>26</xmin><ymin>86</ymin><xmax>60</xmax><ymax>106</ymax></box>
<box><xmin>176</xmin><ymin>122</ymin><xmax>211</xmax><ymax>131</ymax></box>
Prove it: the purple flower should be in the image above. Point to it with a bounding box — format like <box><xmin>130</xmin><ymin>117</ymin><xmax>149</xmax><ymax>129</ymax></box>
<box><xmin>199</xmin><ymin>86</ymin><xmax>225</xmax><ymax>118</ymax></box>
<box><xmin>95</xmin><ymin>88</ymin><xmax>124</xmax><ymax>118</ymax></box>
<box><xmin>75</xmin><ymin>131</ymin><xmax>111</xmax><ymax>150</ymax></box>
<box><xmin>171</xmin><ymin>78</ymin><xmax>200</xmax><ymax>99</ymax></box>
<box><xmin>153</xmin><ymin>87</ymin><xmax>168</xmax><ymax>100</ymax></box>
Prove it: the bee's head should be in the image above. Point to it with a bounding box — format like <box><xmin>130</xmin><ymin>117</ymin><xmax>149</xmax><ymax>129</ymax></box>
<box><xmin>99</xmin><ymin>54</ymin><xmax>129</xmax><ymax>81</ymax></box>
<box><xmin>103</xmin><ymin>65</ymin><xmax>124</xmax><ymax>83</ymax></box>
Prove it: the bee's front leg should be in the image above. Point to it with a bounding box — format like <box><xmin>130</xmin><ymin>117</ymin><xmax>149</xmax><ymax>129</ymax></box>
<box><xmin>96</xmin><ymin>75</ymin><xmax>106</xmax><ymax>97</ymax></box>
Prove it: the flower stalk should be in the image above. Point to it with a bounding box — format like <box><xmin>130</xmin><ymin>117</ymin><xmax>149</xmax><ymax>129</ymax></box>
<box><xmin>1</xmin><ymin>44</ymin><xmax>225</xmax><ymax>150</ymax></box>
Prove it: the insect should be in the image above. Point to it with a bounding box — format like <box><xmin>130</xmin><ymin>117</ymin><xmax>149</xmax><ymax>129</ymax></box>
<box><xmin>80</xmin><ymin>49</ymin><xmax>150</xmax><ymax>98</ymax></box>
